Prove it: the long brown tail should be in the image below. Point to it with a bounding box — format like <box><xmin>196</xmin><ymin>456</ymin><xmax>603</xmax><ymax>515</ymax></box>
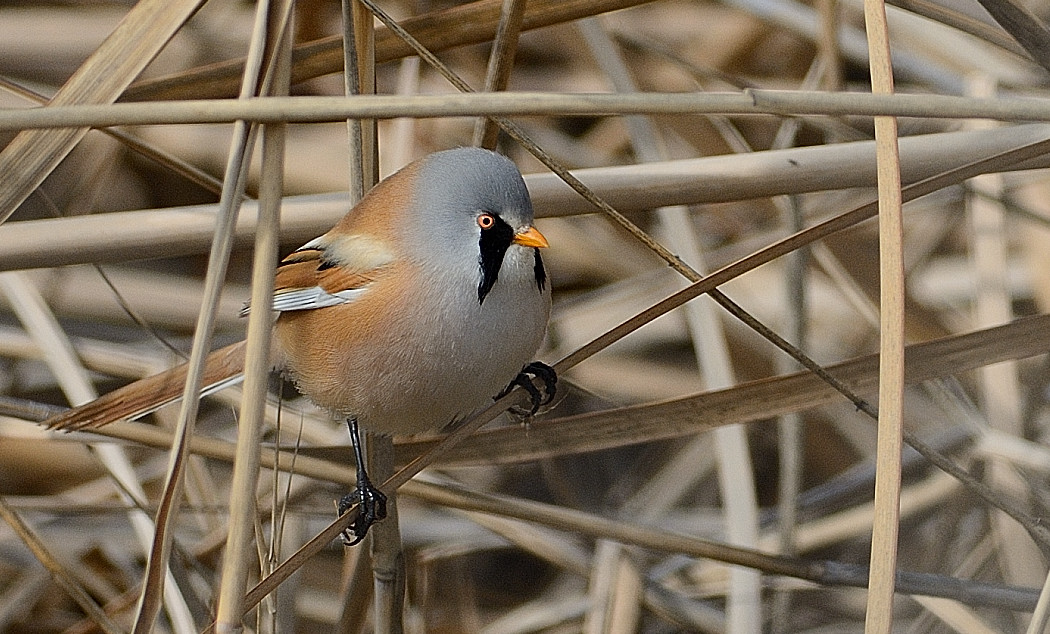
<box><xmin>45</xmin><ymin>341</ymin><xmax>248</xmax><ymax>431</ymax></box>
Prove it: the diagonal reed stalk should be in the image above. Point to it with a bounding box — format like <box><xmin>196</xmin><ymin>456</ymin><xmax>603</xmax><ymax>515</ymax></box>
<box><xmin>0</xmin><ymin>0</ymin><xmax>203</xmax><ymax>223</ymax></box>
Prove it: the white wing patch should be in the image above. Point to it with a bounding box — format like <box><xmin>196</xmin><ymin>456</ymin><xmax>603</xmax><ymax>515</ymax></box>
<box><xmin>271</xmin><ymin>286</ymin><xmax>370</xmax><ymax>312</ymax></box>
<box><xmin>270</xmin><ymin>285</ymin><xmax>369</xmax><ymax>312</ymax></box>
<box><xmin>240</xmin><ymin>286</ymin><xmax>370</xmax><ymax>316</ymax></box>
<box><xmin>240</xmin><ymin>231</ymin><xmax>391</xmax><ymax>317</ymax></box>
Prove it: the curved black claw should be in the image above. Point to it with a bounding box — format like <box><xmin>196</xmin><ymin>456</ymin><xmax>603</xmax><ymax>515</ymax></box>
<box><xmin>497</xmin><ymin>361</ymin><xmax>558</xmax><ymax>416</ymax></box>
<box><xmin>337</xmin><ymin>478</ymin><xmax>388</xmax><ymax>546</ymax></box>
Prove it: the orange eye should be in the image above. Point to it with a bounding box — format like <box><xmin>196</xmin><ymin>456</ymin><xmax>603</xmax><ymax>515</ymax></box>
<box><xmin>477</xmin><ymin>213</ymin><xmax>496</xmax><ymax>229</ymax></box>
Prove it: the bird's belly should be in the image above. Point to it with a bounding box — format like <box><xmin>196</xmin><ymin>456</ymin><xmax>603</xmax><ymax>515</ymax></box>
<box><xmin>356</xmin><ymin>308</ymin><xmax>546</xmax><ymax>435</ymax></box>
<box><xmin>275</xmin><ymin>290</ymin><xmax>548</xmax><ymax>436</ymax></box>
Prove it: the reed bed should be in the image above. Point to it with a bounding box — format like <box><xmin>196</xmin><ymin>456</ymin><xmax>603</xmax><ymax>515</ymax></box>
<box><xmin>2</xmin><ymin>0</ymin><xmax>1050</xmax><ymax>632</ymax></box>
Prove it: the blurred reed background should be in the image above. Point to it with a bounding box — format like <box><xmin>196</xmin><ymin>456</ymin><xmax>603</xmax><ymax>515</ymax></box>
<box><xmin>2</xmin><ymin>0</ymin><xmax>1050</xmax><ymax>632</ymax></box>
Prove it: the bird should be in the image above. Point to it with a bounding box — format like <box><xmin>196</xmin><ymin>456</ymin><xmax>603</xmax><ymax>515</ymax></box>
<box><xmin>43</xmin><ymin>146</ymin><xmax>556</xmax><ymax>545</ymax></box>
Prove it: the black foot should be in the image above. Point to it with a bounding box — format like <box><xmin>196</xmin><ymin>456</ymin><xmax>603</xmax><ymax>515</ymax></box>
<box><xmin>497</xmin><ymin>361</ymin><xmax>558</xmax><ymax>416</ymax></box>
<box><xmin>338</xmin><ymin>417</ymin><xmax>388</xmax><ymax>546</ymax></box>
<box><xmin>337</xmin><ymin>478</ymin><xmax>387</xmax><ymax>546</ymax></box>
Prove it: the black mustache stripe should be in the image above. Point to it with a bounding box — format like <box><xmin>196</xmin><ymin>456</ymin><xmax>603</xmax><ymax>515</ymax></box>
<box><xmin>477</xmin><ymin>214</ymin><xmax>547</xmax><ymax>304</ymax></box>
<box><xmin>477</xmin><ymin>214</ymin><xmax>515</xmax><ymax>304</ymax></box>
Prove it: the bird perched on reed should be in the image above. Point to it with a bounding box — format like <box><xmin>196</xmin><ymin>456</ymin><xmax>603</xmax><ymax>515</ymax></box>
<box><xmin>45</xmin><ymin>147</ymin><xmax>556</xmax><ymax>544</ymax></box>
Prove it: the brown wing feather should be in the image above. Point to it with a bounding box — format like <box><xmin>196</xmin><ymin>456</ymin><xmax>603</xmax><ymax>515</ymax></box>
<box><xmin>44</xmin><ymin>342</ymin><xmax>247</xmax><ymax>431</ymax></box>
<box><xmin>273</xmin><ymin>256</ymin><xmax>325</xmax><ymax>294</ymax></box>
<box><xmin>279</xmin><ymin>247</ymin><xmax>323</xmax><ymax>264</ymax></box>
<box><xmin>315</xmin><ymin>266</ymin><xmax>378</xmax><ymax>295</ymax></box>
<box><xmin>274</xmin><ymin>237</ymin><xmax>386</xmax><ymax>297</ymax></box>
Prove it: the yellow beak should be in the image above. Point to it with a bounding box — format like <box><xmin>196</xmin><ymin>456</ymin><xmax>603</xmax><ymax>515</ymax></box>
<box><xmin>511</xmin><ymin>226</ymin><xmax>550</xmax><ymax>249</ymax></box>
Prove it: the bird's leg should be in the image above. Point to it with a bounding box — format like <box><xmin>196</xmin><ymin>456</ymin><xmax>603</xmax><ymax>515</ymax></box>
<box><xmin>337</xmin><ymin>417</ymin><xmax>388</xmax><ymax>546</ymax></box>
<box><xmin>497</xmin><ymin>361</ymin><xmax>558</xmax><ymax>416</ymax></box>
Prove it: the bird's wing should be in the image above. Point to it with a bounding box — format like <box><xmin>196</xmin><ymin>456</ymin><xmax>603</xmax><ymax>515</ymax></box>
<box><xmin>247</xmin><ymin>233</ymin><xmax>395</xmax><ymax>315</ymax></box>
<box><xmin>45</xmin><ymin>234</ymin><xmax>394</xmax><ymax>431</ymax></box>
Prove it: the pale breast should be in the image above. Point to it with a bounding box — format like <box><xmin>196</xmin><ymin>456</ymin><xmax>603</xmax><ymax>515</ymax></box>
<box><xmin>273</xmin><ymin>256</ymin><xmax>550</xmax><ymax>436</ymax></box>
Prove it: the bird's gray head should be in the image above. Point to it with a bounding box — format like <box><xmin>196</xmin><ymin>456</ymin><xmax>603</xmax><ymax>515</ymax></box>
<box><xmin>414</xmin><ymin>147</ymin><xmax>534</xmax><ymax>229</ymax></box>
<box><xmin>406</xmin><ymin>148</ymin><xmax>545</xmax><ymax>303</ymax></box>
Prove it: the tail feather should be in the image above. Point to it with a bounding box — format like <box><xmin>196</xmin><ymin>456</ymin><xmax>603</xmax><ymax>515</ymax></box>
<box><xmin>45</xmin><ymin>342</ymin><xmax>248</xmax><ymax>431</ymax></box>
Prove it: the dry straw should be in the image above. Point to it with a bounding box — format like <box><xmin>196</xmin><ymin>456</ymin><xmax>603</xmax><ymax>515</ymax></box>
<box><xmin>3</xmin><ymin>0</ymin><xmax>1050</xmax><ymax>632</ymax></box>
